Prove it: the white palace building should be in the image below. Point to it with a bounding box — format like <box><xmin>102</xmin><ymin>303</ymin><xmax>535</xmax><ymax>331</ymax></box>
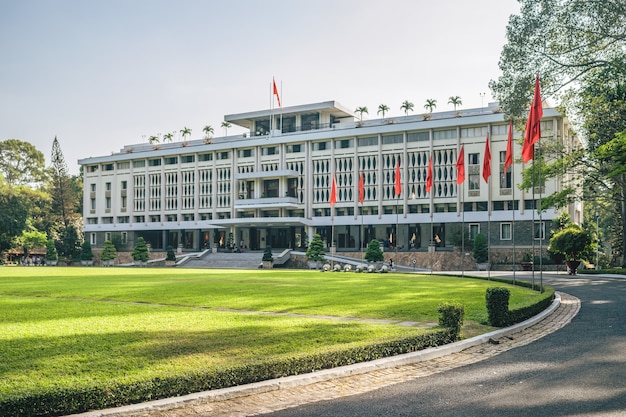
<box><xmin>79</xmin><ymin>100</ymin><xmax>581</xmax><ymax>261</ymax></box>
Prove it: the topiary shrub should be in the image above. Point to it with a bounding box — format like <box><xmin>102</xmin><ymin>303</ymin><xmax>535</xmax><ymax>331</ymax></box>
<box><xmin>80</xmin><ymin>241</ymin><xmax>94</xmax><ymax>261</ymax></box>
<box><xmin>364</xmin><ymin>239</ymin><xmax>384</xmax><ymax>263</ymax></box>
<box><xmin>262</xmin><ymin>246</ymin><xmax>273</xmax><ymax>262</ymax></box>
<box><xmin>305</xmin><ymin>234</ymin><xmax>326</xmax><ymax>262</ymax></box>
<box><xmin>486</xmin><ymin>287</ymin><xmax>510</xmax><ymax>327</ymax></box>
<box><xmin>437</xmin><ymin>302</ymin><xmax>465</xmax><ymax>340</ymax></box>
<box><xmin>473</xmin><ymin>233</ymin><xmax>488</xmax><ymax>263</ymax></box>
<box><xmin>132</xmin><ymin>237</ymin><xmax>150</xmax><ymax>263</ymax></box>
<box><xmin>166</xmin><ymin>245</ymin><xmax>176</xmax><ymax>261</ymax></box>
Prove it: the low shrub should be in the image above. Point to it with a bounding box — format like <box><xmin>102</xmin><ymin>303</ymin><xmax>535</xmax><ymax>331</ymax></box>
<box><xmin>437</xmin><ymin>302</ymin><xmax>465</xmax><ymax>340</ymax></box>
<box><xmin>486</xmin><ymin>287</ymin><xmax>510</xmax><ymax>327</ymax></box>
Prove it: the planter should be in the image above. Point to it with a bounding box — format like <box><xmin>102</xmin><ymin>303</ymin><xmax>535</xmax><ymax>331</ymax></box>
<box><xmin>81</xmin><ymin>260</ymin><xmax>94</xmax><ymax>266</ymax></box>
<box><xmin>102</xmin><ymin>259</ymin><xmax>115</xmax><ymax>267</ymax></box>
<box><xmin>165</xmin><ymin>260</ymin><xmax>176</xmax><ymax>267</ymax></box>
<box><xmin>520</xmin><ymin>261</ymin><xmax>534</xmax><ymax>271</ymax></box>
<box><xmin>476</xmin><ymin>262</ymin><xmax>491</xmax><ymax>271</ymax></box>
<box><xmin>212</xmin><ymin>247</ymin><xmax>218</xmax><ymax>254</ymax></box>
<box><xmin>262</xmin><ymin>260</ymin><xmax>273</xmax><ymax>269</ymax></box>
<box><xmin>307</xmin><ymin>260</ymin><xmax>321</xmax><ymax>270</ymax></box>
<box><xmin>134</xmin><ymin>260</ymin><xmax>147</xmax><ymax>267</ymax></box>
<box><xmin>565</xmin><ymin>260</ymin><xmax>581</xmax><ymax>276</ymax></box>
<box><xmin>46</xmin><ymin>260</ymin><xmax>58</xmax><ymax>266</ymax></box>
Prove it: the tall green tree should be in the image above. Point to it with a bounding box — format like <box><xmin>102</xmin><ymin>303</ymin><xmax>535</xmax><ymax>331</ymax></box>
<box><xmin>424</xmin><ymin>99</ymin><xmax>437</xmax><ymax>113</ymax></box>
<box><xmin>400</xmin><ymin>100</ymin><xmax>414</xmax><ymax>116</ymax></box>
<box><xmin>354</xmin><ymin>106</ymin><xmax>368</xmax><ymax>121</ymax></box>
<box><xmin>221</xmin><ymin>121</ymin><xmax>231</xmax><ymax>136</ymax></box>
<box><xmin>0</xmin><ymin>181</ymin><xmax>29</xmax><ymax>256</ymax></box>
<box><xmin>448</xmin><ymin>96</ymin><xmax>462</xmax><ymax>111</ymax></box>
<box><xmin>180</xmin><ymin>127</ymin><xmax>192</xmax><ymax>141</ymax></box>
<box><xmin>377</xmin><ymin>104</ymin><xmax>390</xmax><ymax>118</ymax></box>
<box><xmin>50</xmin><ymin>137</ymin><xmax>77</xmax><ymax>229</ymax></box>
<box><xmin>0</xmin><ymin>139</ymin><xmax>47</xmax><ymax>186</ymax></box>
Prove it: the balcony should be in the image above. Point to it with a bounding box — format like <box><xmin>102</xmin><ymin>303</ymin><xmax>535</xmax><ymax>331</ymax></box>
<box><xmin>234</xmin><ymin>169</ymin><xmax>298</xmax><ymax>180</ymax></box>
<box><xmin>234</xmin><ymin>196</ymin><xmax>299</xmax><ymax>210</ymax></box>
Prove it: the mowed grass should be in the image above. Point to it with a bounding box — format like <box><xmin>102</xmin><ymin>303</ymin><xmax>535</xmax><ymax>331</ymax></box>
<box><xmin>0</xmin><ymin>267</ymin><xmax>550</xmax><ymax>404</ymax></box>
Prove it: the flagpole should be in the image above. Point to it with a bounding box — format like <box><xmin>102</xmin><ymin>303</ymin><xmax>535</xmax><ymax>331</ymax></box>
<box><xmin>511</xmin><ymin>141</ymin><xmax>516</xmax><ymax>285</ymax></box>
<box><xmin>280</xmin><ymin>80</ymin><xmax>283</xmax><ymax>133</ymax></box>
<box><xmin>269</xmin><ymin>80</ymin><xmax>273</xmax><ymax>136</ymax></box>
<box><xmin>461</xmin><ymin>181</ymin><xmax>465</xmax><ymax>278</ymax></box>
<box><xmin>538</xmin><ymin>142</ymin><xmax>543</xmax><ymax>292</ymax></box>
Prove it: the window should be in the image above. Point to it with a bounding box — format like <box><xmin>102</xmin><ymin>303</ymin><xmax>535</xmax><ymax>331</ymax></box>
<box><xmin>500</xmin><ymin>223</ymin><xmax>512</xmax><ymax>240</ymax></box>
<box><xmin>105</xmin><ymin>197</ymin><xmax>111</xmax><ymax>209</ymax></box>
<box><xmin>217</xmin><ymin>151</ymin><xmax>230</xmax><ymax>160</ymax></box>
<box><xmin>105</xmin><ymin>182</ymin><xmax>111</xmax><ymax>191</ymax></box>
<box><xmin>121</xmin><ymin>181</ymin><xmax>127</xmax><ymax>190</ymax></box>
<box><xmin>181</xmin><ymin>155</ymin><xmax>195</xmax><ymax>163</ymax></box>
<box><xmin>468</xmin><ymin>153</ymin><xmax>480</xmax><ymax>191</ymax></box>
<box><xmin>90</xmin><ymin>198</ymin><xmax>96</xmax><ymax>210</ymax></box>
<box><xmin>358</xmin><ymin>136</ymin><xmax>378</xmax><ymax>147</ymax></box>
<box><xmin>382</xmin><ymin>134</ymin><xmax>403</xmax><ymax>145</ymax></box>
<box><xmin>117</xmin><ymin>162</ymin><xmax>130</xmax><ymax>170</ymax></box>
<box><xmin>407</xmin><ymin>132</ymin><xmax>429</xmax><ymax>142</ymax></box>
<box><xmin>313</xmin><ymin>141</ymin><xmax>329</xmax><ymax>151</ymax></box>
<box><xmin>121</xmin><ymin>232</ymin><xmax>128</xmax><ymax>245</ymax></box>
<box><xmin>89</xmin><ymin>165</ymin><xmax>98</xmax><ymax>172</ymax></box>
<box><xmin>336</xmin><ymin>139</ymin><xmax>353</xmax><ymax>149</ymax></box>
<box><xmin>90</xmin><ymin>233</ymin><xmax>96</xmax><ymax>245</ymax></box>
<box><xmin>87</xmin><ymin>217</ymin><xmax>98</xmax><ymax>224</ymax></box>
<box><xmin>491</xmin><ymin>124</ymin><xmax>509</xmax><ymax>136</ymax></box>
<box><xmin>238</xmin><ymin>149</ymin><xmax>254</xmax><ymax>158</ymax></box>
<box><xmin>460</xmin><ymin>126</ymin><xmax>488</xmax><ymax>138</ymax></box>
<box><xmin>165</xmin><ymin>157</ymin><xmax>178</xmax><ymax>165</ymax></box>
<box><xmin>499</xmin><ymin>151</ymin><xmax>512</xmax><ymax>189</ymax></box>
<box><xmin>534</xmin><ymin>221</ymin><xmax>546</xmax><ymax>240</ymax></box>
<box><xmin>133</xmin><ymin>160</ymin><xmax>145</xmax><ymax>168</ymax></box>
<box><xmin>198</xmin><ymin>153</ymin><xmax>213</xmax><ymax>161</ymax></box>
<box><xmin>105</xmin><ymin>232</ymin><xmax>111</xmax><ymax>241</ymax></box>
<box><xmin>117</xmin><ymin>216</ymin><xmax>129</xmax><ymax>223</ymax></box>
<box><xmin>104</xmin><ymin>163</ymin><xmax>114</xmax><ymax>171</ymax></box>
<box><xmin>286</xmin><ymin>144</ymin><xmax>303</xmax><ymax>153</ymax></box>
<box><xmin>90</xmin><ymin>183</ymin><xmax>96</xmax><ymax>192</ymax></box>
<box><xmin>148</xmin><ymin>158</ymin><xmax>161</xmax><ymax>167</ymax></box>
<box><xmin>469</xmin><ymin>223</ymin><xmax>480</xmax><ymax>239</ymax></box>
<box><xmin>433</xmin><ymin>129</ymin><xmax>456</xmax><ymax>140</ymax></box>
<box><xmin>121</xmin><ymin>196</ymin><xmax>127</xmax><ymax>209</ymax></box>
<box><xmin>302</xmin><ymin>113</ymin><xmax>319</xmax><ymax>130</ymax></box>
<box><xmin>262</xmin><ymin>147</ymin><xmax>278</xmax><ymax>156</ymax></box>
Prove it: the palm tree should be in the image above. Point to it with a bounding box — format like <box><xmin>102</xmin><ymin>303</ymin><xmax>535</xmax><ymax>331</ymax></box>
<box><xmin>202</xmin><ymin>125</ymin><xmax>214</xmax><ymax>139</ymax></box>
<box><xmin>162</xmin><ymin>132</ymin><xmax>174</xmax><ymax>143</ymax></box>
<box><xmin>180</xmin><ymin>127</ymin><xmax>192</xmax><ymax>142</ymax></box>
<box><xmin>377</xmin><ymin>104</ymin><xmax>390</xmax><ymax>118</ymax></box>
<box><xmin>448</xmin><ymin>96</ymin><xmax>462</xmax><ymax>111</ymax></box>
<box><xmin>148</xmin><ymin>135</ymin><xmax>159</xmax><ymax>144</ymax></box>
<box><xmin>400</xmin><ymin>100</ymin><xmax>414</xmax><ymax>116</ymax></box>
<box><xmin>424</xmin><ymin>99</ymin><xmax>437</xmax><ymax>113</ymax></box>
<box><xmin>355</xmin><ymin>106</ymin><xmax>368</xmax><ymax>121</ymax></box>
<box><xmin>221</xmin><ymin>121</ymin><xmax>231</xmax><ymax>137</ymax></box>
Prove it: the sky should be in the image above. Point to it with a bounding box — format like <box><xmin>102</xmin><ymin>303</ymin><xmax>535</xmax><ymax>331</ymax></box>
<box><xmin>0</xmin><ymin>0</ymin><xmax>521</xmax><ymax>175</ymax></box>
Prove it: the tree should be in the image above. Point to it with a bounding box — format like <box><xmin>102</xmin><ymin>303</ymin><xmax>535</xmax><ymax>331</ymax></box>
<box><xmin>364</xmin><ymin>239</ymin><xmax>384</xmax><ymax>262</ymax></box>
<box><xmin>101</xmin><ymin>240</ymin><xmax>117</xmax><ymax>263</ymax></box>
<box><xmin>148</xmin><ymin>135</ymin><xmax>160</xmax><ymax>144</ymax></box>
<box><xmin>50</xmin><ymin>137</ymin><xmax>77</xmax><ymax>229</ymax></box>
<box><xmin>166</xmin><ymin>245</ymin><xmax>176</xmax><ymax>261</ymax></box>
<box><xmin>162</xmin><ymin>132</ymin><xmax>174</xmax><ymax>143</ymax></box>
<box><xmin>400</xmin><ymin>100</ymin><xmax>414</xmax><ymax>116</ymax></box>
<box><xmin>448</xmin><ymin>96</ymin><xmax>462</xmax><ymax>111</ymax></box>
<box><xmin>80</xmin><ymin>241</ymin><xmax>94</xmax><ymax>261</ymax></box>
<box><xmin>203</xmin><ymin>125</ymin><xmax>214</xmax><ymax>140</ymax></box>
<box><xmin>305</xmin><ymin>234</ymin><xmax>326</xmax><ymax>262</ymax></box>
<box><xmin>132</xmin><ymin>237</ymin><xmax>150</xmax><ymax>263</ymax></box>
<box><xmin>472</xmin><ymin>233</ymin><xmax>488</xmax><ymax>264</ymax></box>
<box><xmin>180</xmin><ymin>127</ymin><xmax>192</xmax><ymax>142</ymax></box>
<box><xmin>60</xmin><ymin>225</ymin><xmax>81</xmax><ymax>260</ymax></box>
<box><xmin>549</xmin><ymin>223</ymin><xmax>593</xmax><ymax>262</ymax></box>
<box><xmin>0</xmin><ymin>183</ymin><xmax>30</xmax><ymax>256</ymax></box>
<box><xmin>424</xmin><ymin>99</ymin><xmax>437</xmax><ymax>113</ymax></box>
<box><xmin>45</xmin><ymin>239</ymin><xmax>58</xmax><ymax>261</ymax></box>
<box><xmin>20</xmin><ymin>229</ymin><xmax>47</xmax><ymax>258</ymax></box>
<box><xmin>262</xmin><ymin>246</ymin><xmax>273</xmax><ymax>262</ymax></box>
<box><xmin>489</xmin><ymin>0</ymin><xmax>626</xmax><ymax>264</ymax></box>
<box><xmin>221</xmin><ymin>121</ymin><xmax>231</xmax><ymax>136</ymax></box>
<box><xmin>377</xmin><ymin>104</ymin><xmax>390</xmax><ymax>118</ymax></box>
<box><xmin>0</xmin><ymin>139</ymin><xmax>47</xmax><ymax>186</ymax></box>
<box><xmin>354</xmin><ymin>106</ymin><xmax>368</xmax><ymax>121</ymax></box>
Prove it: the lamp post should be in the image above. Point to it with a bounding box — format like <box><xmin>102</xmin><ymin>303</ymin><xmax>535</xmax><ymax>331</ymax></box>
<box><xmin>595</xmin><ymin>211</ymin><xmax>599</xmax><ymax>270</ymax></box>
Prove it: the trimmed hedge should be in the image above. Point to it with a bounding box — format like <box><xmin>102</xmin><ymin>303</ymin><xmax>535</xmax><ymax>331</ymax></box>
<box><xmin>486</xmin><ymin>287</ymin><xmax>511</xmax><ymax>327</ymax></box>
<box><xmin>1</xmin><ymin>330</ymin><xmax>455</xmax><ymax>417</ymax></box>
<box><xmin>437</xmin><ymin>302</ymin><xmax>465</xmax><ymax>340</ymax></box>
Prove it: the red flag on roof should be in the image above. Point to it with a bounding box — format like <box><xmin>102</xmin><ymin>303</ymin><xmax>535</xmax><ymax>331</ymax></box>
<box><xmin>329</xmin><ymin>174</ymin><xmax>337</xmax><ymax>206</ymax></box>
<box><xmin>394</xmin><ymin>160</ymin><xmax>401</xmax><ymax>197</ymax></box>
<box><xmin>504</xmin><ymin>119</ymin><xmax>513</xmax><ymax>175</ymax></box>
<box><xmin>272</xmin><ymin>77</ymin><xmax>281</xmax><ymax>107</ymax></box>
<box><xmin>522</xmin><ymin>75</ymin><xmax>543</xmax><ymax>163</ymax></box>
<box><xmin>426</xmin><ymin>155</ymin><xmax>433</xmax><ymax>193</ymax></box>
<box><xmin>358</xmin><ymin>172</ymin><xmax>365</xmax><ymax>204</ymax></box>
<box><xmin>482</xmin><ymin>134</ymin><xmax>492</xmax><ymax>183</ymax></box>
<box><xmin>456</xmin><ymin>145</ymin><xmax>465</xmax><ymax>185</ymax></box>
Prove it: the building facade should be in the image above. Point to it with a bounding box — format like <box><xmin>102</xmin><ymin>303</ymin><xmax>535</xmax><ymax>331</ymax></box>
<box><xmin>79</xmin><ymin>100</ymin><xmax>581</xmax><ymax>259</ymax></box>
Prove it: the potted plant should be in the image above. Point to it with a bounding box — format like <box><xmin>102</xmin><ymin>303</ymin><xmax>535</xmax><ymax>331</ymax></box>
<box><xmin>45</xmin><ymin>239</ymin><xmax>58</xmax><ymax>266</ymax></box>
<box><xmin>262</xmin><ymin>246</ymin><xmax>273</xmax><ymax>269</ymax></box>
<box><xmin>132</xmin><ymin>237</ymin><xmax>150</xmax><ymax>267</ymax></box>
<box><xmin>305</xmin><ymin>234</ymin><xmax>326</xmax><ymax>269</ymax></box>
<box><xmin>80</xmin><ymin>241</ymin><xmax>94</xmax><ymax>266</ymax></box>
<box><xmin>101</xmin><ymin>240</ymin><xmax>117</xmax><ymax>266</ymax></box>
<box><xmin>165</xmin><ymin>245</ymin><xmax>176</xmax><ymax>266</ymax></box>
<box><xmin>473</xmin><ymin>233</ymin><xmax>490</xmax><ymax>271</ymax></box>
<box><xmin>520</xmin><ymin>252</ymin><xmax>534</xmax><ymax>271</ymax></box>
<box><xmin>364</xmin><ymin>239</ymin><xmax>384</xmax><ymax>266</ymax></box>
<box><xmin>548</xmin><ymin>223</ymin><xmax>592</xmax><ymax>275</ymax></box>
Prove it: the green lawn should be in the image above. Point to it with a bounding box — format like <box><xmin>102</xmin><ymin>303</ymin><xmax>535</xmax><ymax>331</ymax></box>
<box><xmin>0</xmin><ymin>267</ymin><xmax>552</xmax><ymax>415</ymax></box>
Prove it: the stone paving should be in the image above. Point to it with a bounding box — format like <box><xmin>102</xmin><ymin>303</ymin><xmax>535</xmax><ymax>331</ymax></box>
<box><xmin>77</xmin><ymin>292</ymin><xmax>580</xmax><ymax>417</ymax></box>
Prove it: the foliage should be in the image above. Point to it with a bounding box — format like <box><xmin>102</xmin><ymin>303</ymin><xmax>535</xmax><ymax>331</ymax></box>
<box><xmin>437</xmin><ymin>302</ymin><xmax>465</xmax><ymax>340</ymax></box>
<box><xmin>0</xmin><ymin>185</ymin><xmax>29</xmax><ymax>255</ymax></box>
<box><xmin>166</xmin><ymin>245</ymin><xmax>176</xmax><ymax>261</ymax></box>
<box><xmin>377</xmin><ymin>104</ymin><xmax>390</xmax><ymax>118</ymax></box>
<box><xmin>45</xmin><ymin>239</ymin><xmax>58</xmax><ymax>261</ymax></box>
<box><xmin>262</xmin><ymin>246</ymin><xmax>273</xmax><ymax>262</ymax></box>
<box><xmin>100</xmin><ymin>240</ymin><xmax>117</xmax><ymax>262</ymax></box>
<box><xmin>0</xmin><ymin>138</ymin><xmax>47</xmax><ymax>186</ymax></box>
<box><xmin>486</xmin><ymin>287</ymin><xmax>510</xmax><ymax>327</ymax></box>
<box><xmin>448</xmin><ymin>96</ymin><xmax>462</xmax><ymax>110</ymax></box>
<box><xmin>424</xmin><ymin>99</ymin><xmax>437</xmax><ymax>113</ymax></box>
<box><xmin>472</xmin><ymin>233</ymin><xmax>488</xmax><ymax>263</ymax></box>
<box><xmin>50</xmin><ymin>137</ymin><xmax>79</xmax><ymax>228</ymax></box>
<box><xmin>0</xmin><ymin>268</ymin><xmax>553</xmax><ymax>416</ymax></box>
<box><xmin>131</xmin><ymin>237</ymin><xmax>150</xmax><ymax>262</ymax></box>
<box><xmin>354</xmin><ymin>106</ymin><xmax>368</xmax><ymax>121</ymax></box>
<box><xmin>80</xmin><ymin>241</ymin><xmax>94</xmax><ymax>261</ymax></box>
<box><xmin>20</xmin><ymin>229</ymin><xmax>47</xmax><ymax>256</ymax></box>
<box><xmin>60</xmin><ymin>225</ymin><xmax>81</xmax><ymax>260</ymax></box>
<box><xmin>305</xmin><ymin>234</ymin><xmax>326</xmax><ymax>262</ymax></box>
<box><xmin>364</xmin><ymin>239</ymin><xmax>384</xmax><ymax>262</ymax></box>
<box><xmin>400</xmin><ymin>100</ymin><xmax>414</xmax><ymax>115</ymax></box>
<box><xmin>548</xmin><ymin>223</ymin><xmax>593</xmax><ymax>261</ymax></box>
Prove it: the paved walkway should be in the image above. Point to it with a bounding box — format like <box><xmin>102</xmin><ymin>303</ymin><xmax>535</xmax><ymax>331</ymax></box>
<box><xmin>72</xmin><ymin>290</ymin><xmax>580</xmax><ymax>417</ymax></box>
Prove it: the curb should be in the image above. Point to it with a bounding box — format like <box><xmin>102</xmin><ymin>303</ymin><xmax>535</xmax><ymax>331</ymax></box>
<box><xmin>69</xmin><ymin>293</ymin><xmax>562</xmax><ymax>417</ymax></box>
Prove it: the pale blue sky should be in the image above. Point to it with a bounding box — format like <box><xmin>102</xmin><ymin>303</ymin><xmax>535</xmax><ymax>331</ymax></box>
<box><xmin>0</xmin><ymin>0</ymin><xmax>520</xmax><ymax>174</ymax></box>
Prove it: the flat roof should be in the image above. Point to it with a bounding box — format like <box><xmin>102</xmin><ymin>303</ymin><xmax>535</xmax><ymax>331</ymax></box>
<box><xmin>224</xmin><ymin>100</ymin><xmax>354</xmax><ymax>130</ymax></box>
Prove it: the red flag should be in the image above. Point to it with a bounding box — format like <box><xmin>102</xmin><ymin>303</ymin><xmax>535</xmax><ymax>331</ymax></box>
<box><xmin>272</xmin><ymin>77</ymin><xmax>281</xmax><ymax>107</ymax></box>
<box><xmin>504</xmin><ymin>119</ymin><xmax>513</xmax><ymax>175</ymax></box>
<box><xmin>394</xmin><ymin>160</ymin><xmax>401</xmax><ymax>197</ymax></box>
<box><xmin>329</xmin><ymin>174</ymin><xmax>337</xmax><ymax>206</ymax></box>
<box><xmin>482</xmin><ymin>134</ymin><xmax>492</xmax><ymax>183</ymax></box>
<box><xmin>455</xmin><ymin>145</ymin><xmax>465</xmax><ymax>185</ymax></box>
<box><xmin>358</xmin><ymin>172</ymin><xmax>365</xmax><ymax>204</ymax></box>
<box><xmin>522</xmin><ymin>75</ymin><xmax>543</xmax><ymax>163</ymax></box>
<box><xmin>426</xmin><ymin>155</ymin><xmax>433</xmax><ymax>193</ymax></box>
